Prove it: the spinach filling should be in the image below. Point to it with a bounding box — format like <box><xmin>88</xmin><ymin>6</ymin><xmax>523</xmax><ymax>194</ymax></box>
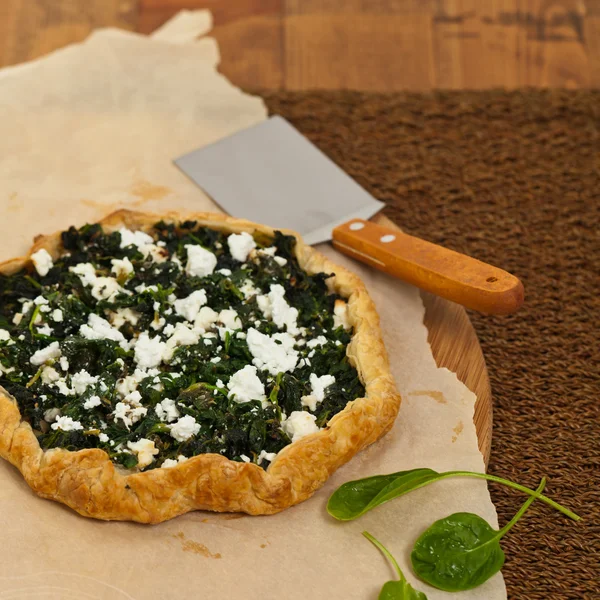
<box><xmin>0</xmin><ymin>220</ymin><xmax>364</xmax><ymax>471</ymax></box>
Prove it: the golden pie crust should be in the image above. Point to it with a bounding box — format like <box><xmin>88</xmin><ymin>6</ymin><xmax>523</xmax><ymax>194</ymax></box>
<box><xmin>0</xmin><ymin>210</ymin><xmax>400</xmax><ymax>522</ymax></box>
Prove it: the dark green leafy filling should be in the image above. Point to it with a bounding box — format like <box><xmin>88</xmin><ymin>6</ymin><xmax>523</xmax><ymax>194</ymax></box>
<box><xmin>0</xmin><ymin>221</ymin><xmax>364</xmax><ymax>470</ymax></box>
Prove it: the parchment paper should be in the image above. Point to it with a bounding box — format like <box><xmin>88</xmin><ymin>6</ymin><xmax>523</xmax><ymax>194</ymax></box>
<box><xmin>0</xmin><ymin>12</ymin><xmax>506</xmax><ymax>599</ymax></box>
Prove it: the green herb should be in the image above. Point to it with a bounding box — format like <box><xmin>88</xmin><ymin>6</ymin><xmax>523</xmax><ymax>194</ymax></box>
<box><xmin>410</xmin><ymin>477</ymin><xmax>547</xmax><ymax>591</ymax></box>
<box><xmin>363</xmin><ymin>531</ymin><xmax>427</xmax><ymax>599</ymax></box>
<box><xmin>327</xmin><ymin>468</ymin><xmax>580</xmax><ymax>522</ymax></box>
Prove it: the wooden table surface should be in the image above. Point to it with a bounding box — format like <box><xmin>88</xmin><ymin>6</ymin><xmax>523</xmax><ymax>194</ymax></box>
<box><xmin>1</xmin><ymin>0</ymin><xmax>599</xmax><ymax>90</ymax></box>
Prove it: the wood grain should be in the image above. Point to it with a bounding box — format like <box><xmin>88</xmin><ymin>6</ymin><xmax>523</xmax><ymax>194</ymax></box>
<box><xmin>376</xmin><ymin>215</ymin><xmax>492</xmax><ymax>465</ymax></box>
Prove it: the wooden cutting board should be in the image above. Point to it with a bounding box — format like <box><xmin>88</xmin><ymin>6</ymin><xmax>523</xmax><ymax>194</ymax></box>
<box><xmin>376</xmin><ymin>214</ymin><xmax>492</xmax><ymax>465</ymax></box>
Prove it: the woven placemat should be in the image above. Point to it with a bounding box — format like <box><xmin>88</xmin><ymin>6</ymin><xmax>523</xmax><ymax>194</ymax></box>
<box><xmin>262</xmin><ymin>90</ymin><xmax>599</xmax><ymax>600</ymax></box>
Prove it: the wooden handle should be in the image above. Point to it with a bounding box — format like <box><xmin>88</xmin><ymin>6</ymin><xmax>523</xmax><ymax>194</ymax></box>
<box><xmin>332</xmin><ymin>219</ymin><xmax>524</xmax><ymax>315</ymax></box>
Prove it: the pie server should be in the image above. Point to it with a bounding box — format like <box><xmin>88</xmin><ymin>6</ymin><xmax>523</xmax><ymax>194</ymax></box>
<box><xmin>175</xmin><ymin>116</ymin><xmax>524</xmax><ymax>315</ymax></box>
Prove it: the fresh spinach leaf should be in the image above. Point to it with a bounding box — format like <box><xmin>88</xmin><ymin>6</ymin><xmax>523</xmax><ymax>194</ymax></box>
<box><xmin>410</xmin><ymin>478</ymin><xmax>546</xmax><ymax>592</ymax></box>
<box><xmin>363</xmin><ymin>531</ymin><xmax>427</xmax><ymax>600</ymax></box>
<box><xmin>327</xmin><ymin>468</ymin><xmax>580</xmax><ymax>522</ymax></box>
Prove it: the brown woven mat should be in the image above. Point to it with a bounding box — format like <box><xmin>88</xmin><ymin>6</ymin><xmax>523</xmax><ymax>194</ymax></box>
<box><xmin>262</xmin><ymin>90</ymin><xmax>600</xmax><ymax>600</ymax></box>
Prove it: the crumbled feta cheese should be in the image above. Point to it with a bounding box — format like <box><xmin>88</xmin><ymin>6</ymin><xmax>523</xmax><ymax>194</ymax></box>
<box><xmin>194</xmin><ymin>306</ymin><xmax>219</xmax><ymax>332</ymax></box>
<box><xmin>39</xmin><ymin>304</ymin><xmax>51</xmax><ymax>313</ymax></box>
<box><xmin>301</xmin><ymin>373</ymin><xmax>336</xmax><ymax>411</ymax></box>
<box><xmin>257</xmin><ymin>284</ymin><xmax>299</xmax><ymax>334</ymax></box>
<box><xmin>54</xmin><ymin>379</ymin><xmax>75</xmax><ymax>396</ymax></box>
<box><xmin>134</xmin><ymin>332</ymin><xmax>166</xmax><ymax>369</ymax></box>
<box><xmin>0</xmin><ymin>329</ymin><xmax>10</xmax><ymax>341</ymax></box>
<box><xmin>36</xmin><ymin>324</ymin><xmax>53</xmax><ymax>336</ymax></box>
<box><xmin>185</xmin><ymin>244</ymin><xmax>217</xmax><ymax>277</ymax></box>
<box><xmin>30</xmin><ymin>249</ymin><xmax>54</xmax><ymax>276</ymax></box>
<box><xmin>41</xmin><ymin>366</ymin><xmax>60</xmax><ymax>384</ymax></box>
<box><xmin>51</xmin><ymin>309</ymin><xmax>63</xmax><ymax>322</ymax></box>
<box><xmin>111</xmin><ymin>257</ymin><xmax>134</xmax><ymax>278</ymax></box>
<box><xmin>127</xmin><ymin>438</ymin><xmax>159</xmax><ymax>468</ymax></box>
<box><xmin>174</xmin><ymin>289</ymin><xmax>207</xmax><ymax>321</ymax></box>
<box><xmin>155</xmin><ymin>398</ymin><xmax>180</xmax><ymax>423</ymax></box>
<box><xmin>70</xmin><ymin>262</ymin><xmax>97</xmax><ymax>286</ymax></box>
<box><xmin>80</xmin><ymin>314</ymin><xmax>129</xmax><ymax>351</ymax></box>
<box><xmin>210</xmin><ymin>357</ymin><xmax>221</xmax><ymax>363</ymax></box>
<box><xmin>161</xmin><ymin>455</ymin><xmax>188</xmax><ymax>469</ymax></box>
<box><xmin>134</xmin><ymin>283</ymin><xmax>159</xmax><ymax>293</ymax></box>
<box><xmin>113</xmin><ymin>402</ymin><xmax>147</xmax><ymax>429</ymax></box>
<box><xmin>110</xmin><ymin>308</ymin><xmax>140</xmax><ymax>328</ymax></box>
<box><xmin>59</xmin><ymin>356</ymin><xmax>69</xmax><ymax>371</ymax></box>
<box><xmin>33</xmin><ymin>295</ymin><xmax>49</xmax><ymax>306</ymax></box>
<box><xmin>216</xmin><ymin>379</ymin><xmax>225</xmax><ymax>388</ymax></box>
<box><xmin>162</xmin><ymin>322</ymin><xmax>201</xmax><ymax>361</ymax></box>
<box><xmin>119</xmin><ymin>227</ymin><xmax>154</xmax><ymax>249</ymax></box>
<box><xmin>274</xmin><ymin>256</ymin><xmax>287</xmax><ymax>267</ymax></box>
<box><xmin>334</xmin><ymin>299</ymin><xmax>351</xmax><ymax>330</ymax></box>
<box><xmin>71</xmin><ymin>370</ymin><xmax>99</xmax><ymax>395</ymax></box>
<box><xmin>99</xmin><ymin>433</ymin><xmax>110</xmax><ymax>443</ymax></box>
<box><xmin>240</xmin><ymin>454</ymin><xmax>251</xmax><ymax>463</ymax></box>
<box><xmin>246</xmin><ymin>328</ymin><xmax>298</xmax><ymax>375</ymax></box>
<box><xmin>217</xmin><ymin>268</ymin><xmax>232</xmax><ymax>276</ymax></box>
<box><xmin>51</xmin><ymin>416</ymin><xmax>84</xmax><ymax>432</ymax></box>
<box><xmin>12</xmin><ymin>313</ymin><xmax>23</xmax><ymax>325</ymax></box>
<box><xmin>228</xmin><ymin>232</ymin><xmax>256</xmax><ymax>262</ymax></box>
<box><xmin>83</xmin><ymin>395</ymin><xmax>102</xmax><ymax>409</ymax></box>
<box><xmin>257</xmin><ymin>450</ymin><xmax>277</xmax><ymax>465</ymax></box>
<box><xmin>43</xmin><ymin>407</ymin><xmax>61</xmax><ymax>423</ymax></box>
<box><xmin>306</xmin><ymin>336</ymin><xmax>328</xmax><ymax>348</ymax></box>
<box><xmin>30</xmin><ymin>341</ymin><xmax>61</xmax><ymax>366</ymax></box>
<box><xmin>236</xmin><ymin>332</ymin><xmax>247</xmax><ymax>339</ymax></box>
<box><xmin>218</xmin><ymin>308</ymin><xmax>242</xmax><ymax>330</ymax></box>
<box><xmin>300</xmin><ymin>395</ymin><xmax>318</xmax><ymax>411</ymax></box>
<box><xmin>240</xmin><ymin>279</ymin><xmax>258</xmax><ymax>300</ymax></box>
<box><xmin>227</xmin><ymin>365</ymin><xmax>266</xmax><ymax>404</ymax></box>
<box><xmin>169</xmin><ymin>415</ymin><xmax>200</xmax><ymax>442</ymax></box>
<box><xmin>151</xmin><ymin>315</ymin><xmax>166</xmax><ymax>331</ymax></box>
<box><xmin>282</xmin><ymin>411</ymin><xmax>320</xmax><ymax>442</ymax></box>
<box><xmin>91</xmin><ymin>276</ymin><xmax>126</xmax><ymax>301</ymax></box>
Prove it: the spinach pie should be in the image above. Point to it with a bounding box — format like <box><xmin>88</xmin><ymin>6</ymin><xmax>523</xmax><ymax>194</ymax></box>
<box><xmin>0</xmin><ymin>210</ymin><xmax>400</xmax><ymax>522</ymax></box>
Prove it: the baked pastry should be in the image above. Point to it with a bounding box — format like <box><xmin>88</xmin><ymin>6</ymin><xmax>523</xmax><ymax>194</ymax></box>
<box><xmin>0</xmin><ymin>210</ymin><xmax>400</xmax><ymax>522</ymax></box>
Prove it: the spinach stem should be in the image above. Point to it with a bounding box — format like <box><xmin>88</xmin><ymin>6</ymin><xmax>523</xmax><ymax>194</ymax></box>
<box><xmin>444</xmin><ymin>471</ymin><xmax>580</xmax><ymax>521</ymax></box>
<box><xmin>498</xmin><ymin>477</ymin><xmax>546</xmax><ymax>539</ymax></box>
<box><xmin>362</xmin><ymin>531</ymin><xmax>404</xmax><ymax>582</ymax></box>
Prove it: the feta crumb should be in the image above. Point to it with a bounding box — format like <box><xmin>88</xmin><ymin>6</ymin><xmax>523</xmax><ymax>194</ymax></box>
<box><xmin>282</xmin><ymin>411</ymin><xmax>320</xmax><ymax>442</ymax></box>
<box><xmin>83</xmin><ymin>395</ymin><xmax>102</xmax><ymax>409</ymax></box>
<box><xmin>274</xmin><ymin>256</ymin><xmax>287</xmax><ymax>267</ymax></box>
<box><xmin>185</xmin><ymin>244</ymin><xmax>217</xmax><ymax>277</ymax></box>
<box><xmin>127</xmin><ymin>438</ymin><xmax>159</xmax><ymax>468</ymax></box>
<box><xmin>99</xmin><ymin>433</ymin><xmax>110</xmax><ymax>443</ymax></box>
<box><xmin>110</xmin><ymin>308</ymin><xmax>140</xmax><ymax>328</ymax></box>
<box><xmin>210</xmin><ymin>357</ymin><xmax>221</xmax><ymax>364</ymax></box>
<box><xmin>134</xmin><ymin>332</ymin><xmax>166</xmax><ymax>369</ymax></box>
<box><xmin>113</xmin><ymin>402</ymin><xmax>147</xmax><ymax>429</ymax></box>
<box><xmin>51</xmin><ymin>309</ymin><xmax>63</xmax><ymax>322</ymax></box>
<box><xmin>228</xmin><ymin>232</ymin><xmax>256</xmax><ymax>262</ymax></box>
<box><xmin>33</xmin><ymin>295</ymin><xmax>49</xmax><ymax>306</ymax></box>
<box><xmin>70</xmin><ymin>262</ymin><xmax>98</xmax><ymax>286</ymax></box>
<box><xmin>12</xmin><ymin>313</ymin><xmax>23</xmax><ymax>325</ymax></box>
<box><xmin>155</xmin><ymin>398</ymin><xmax>180</xmax><ymax>423</ymax></box>
<box><xmin>217</xmin><ymin>268</ymin><xmax>232</xmax><ymax>276</ymax></box>
<box><xmin>111</xmin><ymin>257</ymin><xmax>134</xmax><ymax>278</ymax></box>
<box><xmin>246</xmin><ymin>328</ymin><xmax>298</xmax><ymax>375</ymax></box>
<box><xmin>301</xmin><ymin>373</ymin><xmax>336</xmax><ymax>412</ymax></box>
<box><xmin>41</xmin><ymin>366</ymin><xmax>60</xmax><ymax>384</ymax></box>
<box><xmin>162</xmin><ymin>322</ymin><xmax>201</xmax><ymax>362</ymax></box>
<box><xmin>36</xmin><ymin>324</ymin><xmax>52</xmax><ymax>336</ymax></box>
<box><xmin>334</xmin><ymin>299</ymin><xmax>351</xmax><ymax>330</ymax></box>
<box><xmin>227</xmin><ymin>365</ymin><xmax>266</xmax><ymax>404</ymax></box>
<box><xmin>71</xmin><ymin>370</ymin><xmax>99</xmax><ymax>395</ymax></box>
<box><xmin>257</xmin><ymin>284</ymin><xmax>299</xmax><ymax>334</ymax></box>
<box><xmin>119</xmin><ymin>227</ymin><xmax>154</xmax><ymax>249</ymax></box>
<box><xmin>173</xmin><ymin>289</ymin><xmax>207</xmax><ymax>321</ymax></box>
<box><xmin>51</xmin><ymin>416</ymin><xmax>84</xmax><ymax>432</ymax></box>
<box><xmin>30</xmin><ymin>341</ymin><xmax>61</xmax><ymax>366</ymax></box>
<box><xmin>91</xmin><ymin>276</ymin><xmax>126</xmax><ymax>302</ymax></box>
<box><xmin>257</xmin><ymin>450</ymin><xmax>277</xmax><ymax>465</ymax></box>
<box><xmin>134</xmin><ymin>283</ymin><xmax>159</xmax><ymax>293</ymax></box>
<box><xmin>80</xmin><ymin>314</ymin><xmax>129</xmax><ymax>351</ymax></box>
<box><xmin>30</xmin><ymin>248</ymin><xmax>54</xmax><ymax>276</ymax></box>
<box><xmin>194</xmin><ymin>306</ymin><xmax>219</xmax><ymax>332</ymax></box>
<box><xmin>218</xmin><ymin>308</ymin><xmax>242</xmax><ymax>330</ymax></box>
<box><xmin>240</xmin><ymin>454</ymin><xmax>251</xmax><ymax>463</ymax></box>
<box><xmin>240</xmin><ymin>279</ymin><xmax>258</xmax><ymax>300</ymax></box>
<box><xmin>161</xmin><ymin>455</ymin><xmax>188</xmax><ymax>469</ymax></box>
<box><xmin>306</xmin><ymin>336</ymin><xmax>328</xmax><ymax>348</ymax></box>
<box><xmin>169</xmin><ymin>415</ymin><xmax>200</xmax><ymax>442</ymax></box>
<box><xmin>0</xmin><ymin>329</ymin><xmax>10</xmax><ymax>341</ymax></box>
